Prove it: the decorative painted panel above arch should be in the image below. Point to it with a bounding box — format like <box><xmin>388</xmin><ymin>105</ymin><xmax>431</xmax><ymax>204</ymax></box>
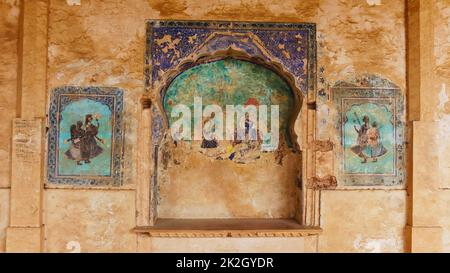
<box><xmin>145</xmin><ymin>20</ymin><xmax>316</xmax><ymax>95</ymax></box>
<box><xmin>145</xmin><ymin>20</ymin><xmax>316</xmax><ymax>147</ymax></box>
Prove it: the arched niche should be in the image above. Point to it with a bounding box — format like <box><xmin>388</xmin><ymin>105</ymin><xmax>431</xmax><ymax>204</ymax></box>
<box><xmin>154</xmin><ymin>52</ymin><xmax>304</xmax><ymax>221</ymax></box>
<box><xmin>134</xmin><ymin>21</ymin><xmax>321</xmax><ymax>237</ymax></box>
<box><xmin>154</xmin><ymin>49</ymin><xmax>304</xmax><ymax>148</ymax></box>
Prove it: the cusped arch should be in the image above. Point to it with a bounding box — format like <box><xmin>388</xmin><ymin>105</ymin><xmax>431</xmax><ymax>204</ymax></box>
<box><xmin>156</xmin><ymin>49</ymin><xmax>304</xmax><ymax>150</ymax></box>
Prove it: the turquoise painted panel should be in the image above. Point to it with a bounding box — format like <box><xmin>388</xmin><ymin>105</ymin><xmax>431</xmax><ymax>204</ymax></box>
<box><xmin>333</xmin><ymin>83</ymin><xmax>406</xmax><ymax>187</ymax></box>
<box><xmin>58</xmin><ymin>98</ymin><xmax>113</xmax><ymax>176</ymax></box>
<box><xmin>47</xmin><ymin>87</ymin><xmax>124</xmax><ymax>186</ymax></box>
<box><xmin>343</xmin><ymin>102</ymin><xmax>395</xmax><ymax>174</ymax></box>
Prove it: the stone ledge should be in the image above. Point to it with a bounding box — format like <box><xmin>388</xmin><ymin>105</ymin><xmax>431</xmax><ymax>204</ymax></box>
<box><xmin>134</xmin><ymin>219</ymin><xmax>322</xmax><ymax>238</ymax></box>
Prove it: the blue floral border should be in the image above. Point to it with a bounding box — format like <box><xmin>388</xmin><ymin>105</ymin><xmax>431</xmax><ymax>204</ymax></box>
<box><xmin>333</xmin><ymin>86</ymin><xmax>406</xmax><ymax>187</ymax></box>
<box><xmin>145</xmin><ymin>20</ymin><xmax>316</xmax><ymax>95</ymax></box>
<box><xmin>47</xmin><ymin>86</ymin><xmax>124</xmax><ymax>186</ymax></box>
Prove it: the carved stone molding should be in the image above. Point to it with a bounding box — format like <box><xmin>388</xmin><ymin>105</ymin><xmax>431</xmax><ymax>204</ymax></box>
<box><xmin>140</xmin><ymin>95</ymin><xmax>152</xmax><ymax>109</ymax></box>
<box><xmin>133</xmin><ymin>219</ymin><xmax>322</xmax><ymax>238</ymax></box>
<box><xmin>134</xmin><ymin>228</ymin><xmax>322</xmax><ymax>238</ymax></box>
<box><xmin>306</xmin><ymin>175</ymin><xmax>338</xmax><ymax>190</ymax></box>
<box><xmin>308</xmin><ymin>140</ymin><xmax>334</xmax><ymax>152</ymax></box>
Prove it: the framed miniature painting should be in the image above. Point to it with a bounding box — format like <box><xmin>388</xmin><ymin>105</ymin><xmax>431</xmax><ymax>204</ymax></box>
<box><xmin>47</xmin><ymin>86</ymin><xmax>124</xmax><ymax>186</ymax></box>
<box><xmin>333</xmin><ymin>80</ymin><xmax>406</xmax><ymax>187</ymax></box>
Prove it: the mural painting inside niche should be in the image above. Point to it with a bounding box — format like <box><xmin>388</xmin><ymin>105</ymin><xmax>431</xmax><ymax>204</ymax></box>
<box><xmin>333</xmin><ymin>76</ymin><xmax>405</xmax><ymax>186</ymax></box>
<box><xmin>47</xmin><ymin>87</ymin><xmax>124</xmax><ymax>186</ymax></box>
<box><xmin>162</xmin><ymin>58</ymin><xmax>295</xmax><ymax>164</ymax></box>
<box><xmin>146</xmin><ymin>20</ymin><xmax>316</xmax><ymax>161</ymax></box>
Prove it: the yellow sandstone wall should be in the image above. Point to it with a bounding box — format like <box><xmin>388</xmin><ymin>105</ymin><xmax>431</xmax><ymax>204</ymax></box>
<box><xmin>0</xmin><ymin>0</ymin><xmax>448</xmax><ymax>253</ymax></box>
<box><xmin>0</xmin><ymin>0</ymin><xmax>19</xmax><ymax>252</ymax></box>
<box><xmin>434</xmin><ymin>0</ymin><xmax>450</xmax><ymax>252</ymax></box>
<box><xmin>44</xmin><ymin>0</ymin><xmax>408</xmax><ymax>253</ymax></box>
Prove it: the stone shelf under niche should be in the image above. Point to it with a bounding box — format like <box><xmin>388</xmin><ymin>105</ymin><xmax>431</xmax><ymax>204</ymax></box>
<box><xmin>133</xmin><ymin>219</ymin><xmax>322</xmax><ymax>238</ymax></box>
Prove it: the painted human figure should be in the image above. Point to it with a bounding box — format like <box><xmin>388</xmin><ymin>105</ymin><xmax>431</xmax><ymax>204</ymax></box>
<box><xmin>201</xmin><ymin>112</ymin><xmax>218</xmax><ymax>149</ymax></box>
<box><xmin>367</xmin><ymin>121</ymin><xmax>387</xmax><ymax>161</ymax></box>
<box><xmin>244</xmin><ymin>114</ymin><xmax>257</xmax><ymax>141</ymax></box>
<box><xmin>80</xmin><ymin>114</ymin><xmax>104</xmax><ymax>163</ymax></box>
<box><xmin>351</xmin><ymin>115</ymin><xmax>370</xmax><ymax>163</ymax></box>
<box><xmin>65</xmin><ymin>120</ymin><xmax>85</xmax><ymax>165</ymax></box>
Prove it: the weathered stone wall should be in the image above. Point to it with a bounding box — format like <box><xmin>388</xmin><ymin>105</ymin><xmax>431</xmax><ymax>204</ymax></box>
<box><xmin>45</xmin><ymin>190</ymin><xmax>136</xmax><ymax>253</ymax></box>
<box><xmin>0</xmin><ymin>0</ymin><xmax>20</xmax><ymax>252</ymax></box>
<box><xmin>434</xmin><ymin>0</ymin><xmax>450</xmax><ymax>252</ymax></box>
<box><xmin>41</xmin><ymin>0</ymin><xmax>407</xmax><ymax>253</ymax></box>
<box><xmin>1</xmin><ymin>0</ymin><xmax>449</xmax><ymax>253</ymax></box>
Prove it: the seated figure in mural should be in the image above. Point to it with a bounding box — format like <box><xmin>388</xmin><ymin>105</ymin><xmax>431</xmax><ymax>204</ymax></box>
<box><xmin>351</xmin><ymin>115</ymin><xmax>387</xmax><ymax>163</ymax></box>
<box><xmin>244</xmin><ymin>113</ymin><xmax>258</xmax><ymax>141</ymax></box>
<box><xmin>225</xmin><ymin>114</ymin><xmax>262</xmax><ymax>164</ymax></box>
<box><xmin>80</xmin><ymin>114</ymin><xmax>104</xmax><ymax>163</ymax></box>
<box><xmin>367</xmin><ymin>121</ymin><xmax>387</xmax><ymax>162</ymax></box>
<box><xmin>201</xmin><ymin>112</ymin><xmax>218</xmax><ymax>149</ymax></box>
<box><xmin>65</xmin><ymin>121</ymin><xmax>85</xmax><ymax>165</ymax></box>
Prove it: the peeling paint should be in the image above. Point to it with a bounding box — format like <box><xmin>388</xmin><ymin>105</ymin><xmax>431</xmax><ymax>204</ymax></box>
<box><xmin>439</xmin><ymin>83</ymin><xmax>449</xmax><ymax>115</ymax></box>
<box><xmin>366</xmin><ymin>0</ymin><xmax>382</xmax><ymax>7</ymax></box>
<box><xmin>353</xmin><ymin>234</ymin><xmax>400</xmax><ymax>253</ymax></box>
<box><xmin>66</xmin><ymin>0</ymin><xmax>81</xmax><ymax>6</ymax></box>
